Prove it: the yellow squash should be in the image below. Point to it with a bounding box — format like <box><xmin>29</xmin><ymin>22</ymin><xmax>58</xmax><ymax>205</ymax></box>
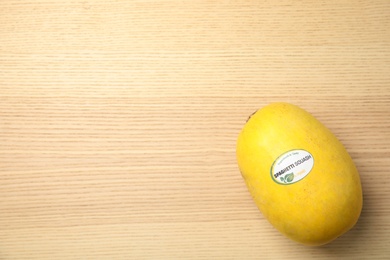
<box><xmin>236</xmin><ymin>102</ymin><xmax>362</xmax><ymax>246</ymax></box>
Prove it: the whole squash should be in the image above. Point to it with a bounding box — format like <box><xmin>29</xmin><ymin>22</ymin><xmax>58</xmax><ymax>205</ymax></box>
<box><xmin>236</xmin><ymin>103</ymin><xmax>363</xmax><ymax>246</ymax></box>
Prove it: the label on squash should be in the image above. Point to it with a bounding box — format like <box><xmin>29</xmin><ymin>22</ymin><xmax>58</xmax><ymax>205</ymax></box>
<box><xmin>271</xmin><ymin>149</ymin><xmax>314</xmax><ymax>185</ymax></box>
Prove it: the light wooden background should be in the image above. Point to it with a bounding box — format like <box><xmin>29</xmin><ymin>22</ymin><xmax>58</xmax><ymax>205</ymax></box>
<box><xmin>1</xmin><ymin>1</ymin><xmax>389</xmax><ymax>259</ymax></box>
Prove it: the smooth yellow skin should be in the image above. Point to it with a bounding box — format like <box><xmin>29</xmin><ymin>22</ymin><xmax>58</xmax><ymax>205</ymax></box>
<box><xmin>237</xmin><ymin>103</ymin><xmax>363</xmax><ymax>246</ymax></box>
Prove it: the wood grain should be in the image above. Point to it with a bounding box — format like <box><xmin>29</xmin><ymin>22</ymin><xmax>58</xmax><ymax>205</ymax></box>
<box><xmin>1</xmin><ymin>0</ymin><xmax>390</xmax><ymax>259</ymax></box>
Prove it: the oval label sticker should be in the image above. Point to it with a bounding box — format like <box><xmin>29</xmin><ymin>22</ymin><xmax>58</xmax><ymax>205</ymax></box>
<box><xmin>271</xmin><ymin>149</ymin><xmax>314</xmax><ymax>185</ymax></box>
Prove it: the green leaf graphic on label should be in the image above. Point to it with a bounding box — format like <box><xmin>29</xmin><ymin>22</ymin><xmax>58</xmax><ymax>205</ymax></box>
<box><xmin>285</xmin><ymin>173</ymin><xmax>294</xmax><ymax>183</ymax></box>
<box><xmin>280</xmin><ymin>177</ymin><xmax>284</xmax><ymax>182</ymax></box>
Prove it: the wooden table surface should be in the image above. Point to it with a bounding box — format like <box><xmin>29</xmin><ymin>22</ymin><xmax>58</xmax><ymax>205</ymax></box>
<box><xmin>1</xmin><ymin>1</ymin><xmax>390</xmax><ymax>259</ymax></box>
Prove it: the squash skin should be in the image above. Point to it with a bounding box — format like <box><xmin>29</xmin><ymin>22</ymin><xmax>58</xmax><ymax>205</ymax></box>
<box><xmin>236</xmin><ymin>103</ymin><xmax>363</xmax><ymax>246</ymax></box>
